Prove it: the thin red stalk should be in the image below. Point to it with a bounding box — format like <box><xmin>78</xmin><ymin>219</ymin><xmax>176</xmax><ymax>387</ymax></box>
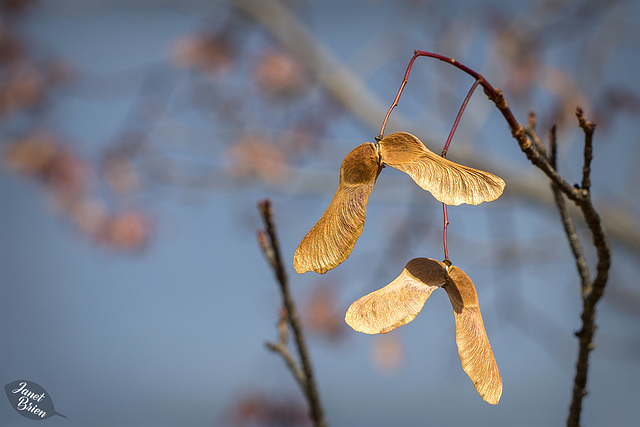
<box><xmin>384</xmin><ymin>50</ymin><xmax>533</xmax><ymax>156</ymax></box>
<box><xmin>442</xmin><ymin>203</ymin><xmax>450</xmax><ymax>261</ymax></box>
<box><xmin>377</xmin><ymin>53</ymin><xmax>420</xmax><ymax>140</ymax></box>
<box><xmin>380</xmin><ymin>52</ymin><xmax>484</xmax><ymax>262</ymax></box>
<box><xmin>439</xmin><ymin>79</ymin><xmax>480</xmax><ymax>261</ymax></box>
<box><xmin>379</xmin><ymin>51</ymin><xmax>494</xmax><ymax>137</ymax></box>
<box><xmin>442</xmin><ymin>79</ymin><xmax>481</xmax><ymax>156</ymax></box>
<box><xmin>413</xmin><ymin>50</ymin><xmax>486</xmax><ymax>85</ymax></box>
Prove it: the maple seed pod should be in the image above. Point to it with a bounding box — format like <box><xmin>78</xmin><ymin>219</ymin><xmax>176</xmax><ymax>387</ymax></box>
<box><xmin>378</xmin><ymin>132</ymin><xmax>505</xmax><ymax>206</ymax></box>
<box><xmin>345</xmin><ymin>258</ymin><xmax>449</xmax><ymax>334</ymax></box>
<box><xmin>444</xmin><ymin>266</ymin><xmax>503</xmax><ymax>404</ymax></box>
<box><xmin>345</xmin><ymin>257</ymin><xmax>502</xmax><ymax>404</ymax></box>
<box><xmin>293</xmin><ymin>143</ymin><xmax>381</xmax><ymax>274</ymax></box>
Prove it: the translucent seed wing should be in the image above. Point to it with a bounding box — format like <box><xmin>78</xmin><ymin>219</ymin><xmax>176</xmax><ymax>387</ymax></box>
<box><xmin>293</xmin><ymin>143</ymin><xmax>381</xmax><ymax>274</ymax></box>
<box><xmin>444</xmin><ymin>266</ymin><xmax>502</xmax><ymax>404</ymax></box>
<box><xmin>345</xmin><ymin>258</ymin><xmax>449</xmax><ymax>334</ymax></box>
<box><xmin>379</xmin><ymin>132</ymin><xmax>505</xmax><ymax>206</ymax></box>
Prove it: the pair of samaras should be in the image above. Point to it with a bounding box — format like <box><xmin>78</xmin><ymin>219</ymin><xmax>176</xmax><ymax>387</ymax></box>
<box><xmin>345</xmin><ymin>258</ymin><xmax>502</xmax><ymax>404</ymax></box>
<box><xmin>293</xmin><ymin>132</ymin><xmax>505</xmax><ymax>274</ymax></box>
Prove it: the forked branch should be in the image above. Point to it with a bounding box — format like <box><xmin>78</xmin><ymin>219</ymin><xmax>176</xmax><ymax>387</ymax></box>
<box><xmin>258</xmin><ymin>199</ymin><xmax>327</xmax><ymax>427</ymax></box>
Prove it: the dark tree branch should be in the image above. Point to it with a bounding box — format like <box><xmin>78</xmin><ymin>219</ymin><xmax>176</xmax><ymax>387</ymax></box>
<box><xmin>549</xmin><ymin>124</ymin><xmax>558</xmax><ymax>169</ymax></box>
<box><xmin>566</xmin><ymin>149</ymin><xmax>611</xmax><ymax>427</ymax></box>
<box><xmin>576</xmin><ymin>107</ymin><xmax>594</xmax><ymax>192</ymax></box>
<box><xmin>544</xmin><ymin>114</ymin><xmax>609</xmax><ymax>427</ymax></box>
<box><xmin>265</xmin><ymin>341</ymin><xmax>308</xmax><ymax>391</ymax></box>
<box><xmin>548</xmin><ymin>125</ymin><xmax>591</xmax><ymax>294</ymax></box>
<box><xmin>257</xmin><ymin>199</ymin><xmax>327</xmax><ymax>427</ymax></box>
<box><xmin>495</xmin><ymin>93</ymin><xmax>611</xmax><ymax>427</ymax></box>
<box><xmin>264</xmin><ymin>307</ymin><xmax>308</xmax><ymax>393</ymax></box>
<box><xmin>477</xmin><ymin>80</ymin><xmax>611</xmax><ymax>427</ymax></box>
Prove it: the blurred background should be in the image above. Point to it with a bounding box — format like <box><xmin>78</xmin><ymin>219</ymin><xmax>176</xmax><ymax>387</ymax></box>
<box><xmin>1</xmin><ymin>0</ymin><xmax>639</xmax><ymax>426</ymax></box>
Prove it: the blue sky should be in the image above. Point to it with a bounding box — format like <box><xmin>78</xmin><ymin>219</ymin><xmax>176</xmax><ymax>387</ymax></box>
<box><xmin>2</xmin><ymin>1</ymin><xmax>639</xmax><ymax>426</ymax></box>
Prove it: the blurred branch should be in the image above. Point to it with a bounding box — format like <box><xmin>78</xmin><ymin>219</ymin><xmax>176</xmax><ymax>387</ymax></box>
<box><xmin>233</xmin><ymin>0</ymin><xmax>415</xmax><ymax>134</ymax></box>
<box><xmin>231</xmin><ymin>0</ymin><xmax>640</xmax><ymax>254</ymax></box>
<box><xmin>257</xmin><ymin>199</ymin><xmax>327</xmax><ymax>427</ymax></box>
<box><xmin>265</xmin><ymin>316</ymin><xmax>308</xmax><ymax>392</ymax></box>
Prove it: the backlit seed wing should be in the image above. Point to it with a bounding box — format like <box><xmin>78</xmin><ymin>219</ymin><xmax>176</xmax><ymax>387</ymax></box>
<box><xmin>345</xmin><ymin>258</ymin><xmax>449</xmax><ymax>334</ymax></box>
<box><xmin>293</xmin><ymin>143</ymin><xmax>381</xmax><ymax>274</ymax></box>
<box><xmin>444</xmin><ymin>266</ymin><xmax>502</xmax><ymax>404</ymax></box>
<box><xmin>378</xmin><ymin>132</ymin><xmax>505</xmax><ymax>206</ymax></box>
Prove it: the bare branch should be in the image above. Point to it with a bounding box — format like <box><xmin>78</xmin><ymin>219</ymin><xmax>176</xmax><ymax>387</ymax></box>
<box><xmin>257</xmin><ymin>199</ymin><xmax>327</xmax><ymax>427</ymax></box>
<box><xmin>576</xmin><ymin>107</ymin><xmax>595</xmax><ymax>191</ymax></box>
<box><xmin>265</xmin><ymin>341</ymin><xmax>308</xmax><ymax>392</ymax></box>
<box><xmin>564</xmin><ymin>113</ymin><xmax>610</xmax><ymax>427</ymax></box>
<box><xmin>548</xmin><ymin>126</ymin><xmax>591</xmax><ymax>295</ymax></box>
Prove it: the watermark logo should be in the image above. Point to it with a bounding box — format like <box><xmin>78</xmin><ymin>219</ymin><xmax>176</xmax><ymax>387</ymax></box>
<box><xmin>4</xmin><ymin>380</ymin><xmax>66</xmax><ymax>420</ymax></box>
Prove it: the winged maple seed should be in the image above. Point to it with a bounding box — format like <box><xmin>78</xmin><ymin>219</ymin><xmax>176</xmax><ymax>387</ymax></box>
<box><xmin>344</xmin><ymin>258</ymin><xmax>448</xmax><ymax>334</ymax></box>
<box><xmin>379</xmin><ymin>132</ymin><xmax>505</xmax><ymax>206</ymax></box>
<box><xmin>444</xmin><ymin>265</ymin><xmax>502</xmax><ymax>405</ymax></box>
<box><xmin>345</xmin><ymin>258</ymin><xmax>502</xmax><ymax>404</ymax></box>
<box><xmin>293</xmin><ymin>143</ymin><xmax>382</xmax><ymax>274</ymax></box>
<box><xmin>293</xmin><ymin>132</ymin><xmax>505</xmax><ymax>274</ymax></box>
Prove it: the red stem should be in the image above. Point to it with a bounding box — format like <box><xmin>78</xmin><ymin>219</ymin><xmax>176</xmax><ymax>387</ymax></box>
<box><xmin>377</xmin><ymin>53</ymin><xmax>420</xmax><ymax>140</ymax></box>
<box><xmin>442</xmin><ymin>79</ymin><xmax>481</xmax><ymax>156</ymax></box>
<box><xmin>378</xmin><ymin>50</ymin><xmax>500</xmax><ymax>141</ymax></box>
<box><xmin>439</xmin><ymin>79</ymin><xmax>481</xmax><ymax>261</ymax></box>
<box><xmin>378</xmin><ymin>50</ymin><xmax>523</xmax><ymax>263</ymax></box>
<box><xmin>442</xmin><ymin>203</ymin><xmax>450</xmax><ymax>261</ymax></box>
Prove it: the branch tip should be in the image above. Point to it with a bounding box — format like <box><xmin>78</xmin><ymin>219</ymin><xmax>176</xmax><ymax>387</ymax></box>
<box><xmin>576</xmin><ymin>106</ymin><xmax>596</xmax><ymax>132</ymax></box>
<box><xmin>549</xmin><ymin>124</ymin><xmax>558</xmax><ymax>169</ymax></box>
<box><xmin>528</xmin><ymin>111</ymin><xmax>536</xmax><ymax>129</ymax></box>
